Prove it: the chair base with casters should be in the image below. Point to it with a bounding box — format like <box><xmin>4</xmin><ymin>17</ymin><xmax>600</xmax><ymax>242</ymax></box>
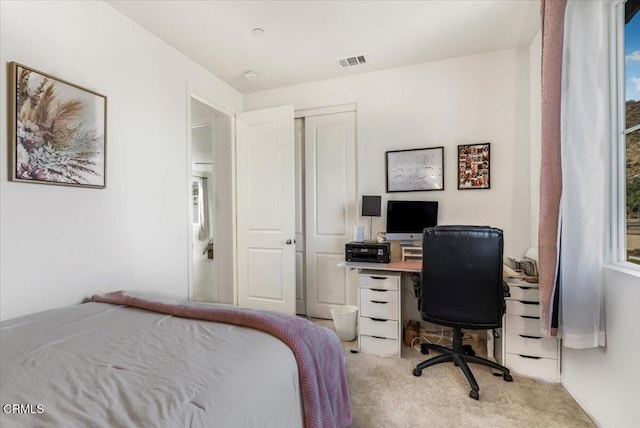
<box><xmin>412</xmin><ymin>326</ymin><xmax>513</xmax><ymax>400</ymax></box>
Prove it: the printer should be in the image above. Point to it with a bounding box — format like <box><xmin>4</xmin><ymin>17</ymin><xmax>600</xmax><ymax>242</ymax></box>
<box><xmin>345</xmin><ymin>241</ymin><xmax>391</xmax><ymax>263</ymax></box>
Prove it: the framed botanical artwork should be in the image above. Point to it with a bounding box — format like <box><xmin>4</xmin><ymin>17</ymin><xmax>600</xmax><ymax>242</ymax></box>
<box><xmin>386</xmin><ymin>147</ymin><xmax>444</xmax><ymax>192</ymax></box>
<box><xmin>9</xmin><ymin>62</ymin><xmax>107</xmax><ymax>188</ymax></box>
<box><xmin>458</xmin><ymin>143</ymin><xmax>490</xmax><ymax>190</ymax></box>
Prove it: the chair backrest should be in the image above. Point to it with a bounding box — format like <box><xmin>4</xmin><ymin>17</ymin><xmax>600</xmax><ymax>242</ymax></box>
<box><xmin>420</xmin><ymin>225</ymin><xmax>504</xmax><ymax>329</ymax></box>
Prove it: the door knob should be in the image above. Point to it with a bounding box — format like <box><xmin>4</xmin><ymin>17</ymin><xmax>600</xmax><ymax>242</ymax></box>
<box><xmin>286</xmin><ymin>239</ymin><xmax>293</xmax><ymax>245</ymax></box>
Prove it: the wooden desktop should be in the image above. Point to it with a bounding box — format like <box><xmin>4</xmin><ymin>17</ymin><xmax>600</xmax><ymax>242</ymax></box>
<box><xmin>341</xmin><ymin>259</ymin><xmax>532</xmax><ymax>278</ymax></box>
<box><xmin>338</xmin><ymin>259</ymin><xmax>421</xmax><ymax>273</ymax></box>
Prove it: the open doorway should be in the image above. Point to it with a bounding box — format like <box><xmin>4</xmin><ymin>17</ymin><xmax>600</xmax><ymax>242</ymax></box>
<box><xmin>189</xmin><ymin>97</ymin><xmax>233</xmax><ymax>304</ymax></box>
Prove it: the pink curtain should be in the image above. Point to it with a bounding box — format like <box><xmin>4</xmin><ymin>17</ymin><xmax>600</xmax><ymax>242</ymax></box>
<box><xmin>539</xmin><ymin>0</ymin><xmax>567</xmax><ymax>337</ymax></box>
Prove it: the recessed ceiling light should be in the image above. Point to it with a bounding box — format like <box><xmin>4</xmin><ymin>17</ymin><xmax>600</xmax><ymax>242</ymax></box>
<box><xmin>252</xmin><ymin>28</ymin><xmax>265</xmax><ymax>36</ymax></box>
<box><xmin>243</xmin><ymin>70</ymin><xmax>258</xmax><ymax>80</ymax></box>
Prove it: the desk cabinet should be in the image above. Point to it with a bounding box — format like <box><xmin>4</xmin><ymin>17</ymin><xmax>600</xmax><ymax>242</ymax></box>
<box><xmin>499</xmin><ymin>278</ymin><xmax>561</xmax><ymax>382</ymax></box>
<box><xmin>358</xmin><ymin>270</ymin><xmax>402</xmax><ymax>357</ymax></box>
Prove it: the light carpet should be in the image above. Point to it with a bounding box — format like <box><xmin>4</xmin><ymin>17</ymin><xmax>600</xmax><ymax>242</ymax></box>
<box><xmin>313</xmin><ymin>319</ymin><xmax>594</xmax><ymax>428</ymax></box>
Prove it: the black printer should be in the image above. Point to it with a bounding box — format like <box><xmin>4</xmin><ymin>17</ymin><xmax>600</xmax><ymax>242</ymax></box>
<box><xmin>345</xmin><ymin>241</ymin><xmax>391</xmax><ymax>263</ymax></box>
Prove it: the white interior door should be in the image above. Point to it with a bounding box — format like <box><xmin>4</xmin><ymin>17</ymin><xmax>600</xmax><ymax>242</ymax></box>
<box><xmin>305</xmin><ymin>111</ymin><xmax>357</xmax><ymax>319</ymax></box>
<box><xmin>236</xmin><ymin>105</ymin><xmax>296</xmax><ymax>314</ymax></box>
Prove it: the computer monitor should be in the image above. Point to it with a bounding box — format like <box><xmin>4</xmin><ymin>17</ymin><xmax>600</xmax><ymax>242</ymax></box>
<box><xmin>385</xmin><ymin>200</ymin><xmax>438</xmax><ymax>242</ymax></box>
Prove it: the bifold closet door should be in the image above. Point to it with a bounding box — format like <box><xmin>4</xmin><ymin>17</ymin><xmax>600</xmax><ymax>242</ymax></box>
<box><xmin>305</xmin><ymin>111</ymin><xmax>357</xmax><ymax>319</ymax></box>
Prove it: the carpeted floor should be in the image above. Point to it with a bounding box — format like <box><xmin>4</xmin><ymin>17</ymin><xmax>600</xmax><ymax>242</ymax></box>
<box><xmin>313</xmin><ymin>319</ymin><xmax>595</xmax><ymax>428</ymax></box>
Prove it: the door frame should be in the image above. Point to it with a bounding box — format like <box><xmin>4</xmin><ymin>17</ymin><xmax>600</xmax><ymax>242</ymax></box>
<box><xmin>294</xmin><ymin>103</ymin><xmax>357</xmax><ymax>119</ymax></box>
<box><xmin>186</xmin><ymin>92</ymin><xmax>236</xmax><ymax>305</ymax></box>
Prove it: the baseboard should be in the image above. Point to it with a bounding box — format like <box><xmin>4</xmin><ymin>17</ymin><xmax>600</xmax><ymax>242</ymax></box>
<box><xmin>561</xmin><ymin>374</ymin><xmax>606</xmax><ymax>428</ymax></box>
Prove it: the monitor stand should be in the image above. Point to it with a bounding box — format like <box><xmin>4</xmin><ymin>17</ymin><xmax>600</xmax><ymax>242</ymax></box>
<box><xmin>399</xmin><ymin>240</ymin><xmax>418</xmax><ymax>247</ymax></box>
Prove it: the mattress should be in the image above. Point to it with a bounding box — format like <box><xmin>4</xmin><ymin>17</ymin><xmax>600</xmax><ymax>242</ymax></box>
<box><xmin>0</xmin><ymin>302</ymin><xmax>304</xmax><ymax>427</ymax></box>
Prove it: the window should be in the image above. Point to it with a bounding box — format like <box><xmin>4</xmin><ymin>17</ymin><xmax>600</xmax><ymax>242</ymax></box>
<box><xmin>192</xmin><ymin>180</ymin><xmax>201</xmax><ymax>224</ymax></box>
<box><xmin>620</xmin><ymin>1</ymin><xmax>640</xmax><ymax>264</ymax></box>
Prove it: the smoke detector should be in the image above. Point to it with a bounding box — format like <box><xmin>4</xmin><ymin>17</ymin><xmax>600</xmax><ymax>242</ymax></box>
<box><xmin>336</xmin><ymin>53</ymin><xmax>368</xmax><ymax>68</ymax></box>
<box><xmin>243</xmin><ymin>70</ymin><xmax>258</xmax><ymax>80</ymax></box>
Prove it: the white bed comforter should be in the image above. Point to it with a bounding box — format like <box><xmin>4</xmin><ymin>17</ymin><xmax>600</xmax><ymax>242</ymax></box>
<box><xmin>0</xmin><ymin>302</ymin><xmax>303</xmax><ymax>428</ymax></box>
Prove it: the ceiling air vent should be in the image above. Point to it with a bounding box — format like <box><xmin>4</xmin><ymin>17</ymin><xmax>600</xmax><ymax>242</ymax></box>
<box><xmin>337</xmin><ymin>53</ymin><xmax>367</xmax><ymax>68</ymax></box>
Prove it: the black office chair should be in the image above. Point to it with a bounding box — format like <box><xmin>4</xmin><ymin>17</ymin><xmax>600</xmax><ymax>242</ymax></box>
<box><xmin>412</xmin><ymin>225</ymin><xmax>512</xmax><ymax>400</ymax></box>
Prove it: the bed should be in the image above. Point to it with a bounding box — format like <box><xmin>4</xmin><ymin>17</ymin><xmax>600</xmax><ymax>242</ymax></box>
<box><xmin>0</xmin><ymin>291</ymin><xmax>352</xmax><ymax>428</ymax></box>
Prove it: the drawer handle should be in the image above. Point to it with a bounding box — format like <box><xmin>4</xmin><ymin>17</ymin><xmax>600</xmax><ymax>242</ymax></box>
<box><xmin>520</xmin><ymin>301</ymin><xmax>540</xmax><ymax>305</ymax></box>
<box><xmin>370</xmin><ymin>318</ymin><xmax>387</xmax><ymax>322</ymax></box>
<box><xmin>519</xmin><ymin>315</ymin><xmax>540</xmax><ymax>320</ymax></box>
<box><xmin>518</xmin><ymin>334</ymin><xmax>543</xmax><ymax>340</ymax></box>
<box><xmin>517</xmin><ymin>286</ymin><xmax>534</xmax><ymax>290</ymax></box>
<box><xmin>369</xmin><ymin>276</ymin><xmax>387</xmax><ymax>280</ymax></box>
<box><xmin>518</xmin><ymin>354</ymin><xmax>542</xmax><ymax>359</ymax></box>
<box><xmin>370</xmin><ymin>288</ymin><xmax>388</xmax><ymax>292</ymax></box>
<box><xmin>370</xmin><ymin>300</ymin><xmax>388</xmax><ymax>304</ymax></box>
<box><xmin>372</xmin><ymin>335</ymin><xmax>387</xmax><ymax>340</ymax></box>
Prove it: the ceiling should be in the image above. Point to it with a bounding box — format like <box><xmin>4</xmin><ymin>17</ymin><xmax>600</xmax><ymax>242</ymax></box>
<box><xmin>107</xmin><ymin>0</ymin><xmax>540</xmax><ymax>94</ymax></box>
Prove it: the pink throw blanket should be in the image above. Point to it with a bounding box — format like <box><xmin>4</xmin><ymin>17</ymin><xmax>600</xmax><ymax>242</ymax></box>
<box><xmin>89</xmin><ymin>291</ymin><xmax>352</xmax><ymax>428</ymax></box>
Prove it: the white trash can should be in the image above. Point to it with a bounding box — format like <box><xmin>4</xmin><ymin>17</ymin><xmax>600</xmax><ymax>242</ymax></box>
<box><xmin>330</xmin><ymin>305</ymin><xmax>358</xmax><ymax>341</ymax></box>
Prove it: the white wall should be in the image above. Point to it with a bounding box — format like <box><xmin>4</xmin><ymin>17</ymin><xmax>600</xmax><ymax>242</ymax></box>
<box><xmin>561</xmin><ymin>267</ymin><xmax>640</xmax><ymax>427</ymax></box>
<box><xmin>213</xmin><ymin>113</ymin><xmax>234</xmax><ymax>305</ymax></box>
<box><xmin>529</xmin><ymin>31</ymin><xmax>542</xmax><ymax>244</ymax></box>
<box><xmin>0</xmin><ymin>0</ymin><xmax>243</xmax><ymax>320</ymax></box>
<box><xmin>192</xmin><ymin>124</ymin><xmax>214</xmax><ymax>166</ymax></box>
<box><xmin>245</xmin><ymin>48</ymin><xmax>533</xmax><ymax>258</ymax></box>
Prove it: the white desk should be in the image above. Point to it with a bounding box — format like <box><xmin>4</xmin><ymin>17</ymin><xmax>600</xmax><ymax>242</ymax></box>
<box><xmin>340</xmin><ymin>260</ymin><xmax>531</xmax><ymax>364</ymax></box>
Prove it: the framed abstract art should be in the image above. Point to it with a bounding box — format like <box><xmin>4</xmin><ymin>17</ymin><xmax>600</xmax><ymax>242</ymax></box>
<box><xmin>9</xmin><ymin>62</ymin><xmax>107</xmax><ymax>188</ymax></box>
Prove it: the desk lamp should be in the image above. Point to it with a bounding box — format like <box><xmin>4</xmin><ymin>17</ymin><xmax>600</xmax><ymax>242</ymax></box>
<box><xmin>361</xmin><ymin>195</ymin><xmax>381</xmax><ymax>241</ymax></box>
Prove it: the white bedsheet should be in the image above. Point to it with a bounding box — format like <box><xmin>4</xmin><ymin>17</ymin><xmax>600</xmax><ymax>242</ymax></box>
<box><xmin>0</xmin><ymin>302</ymin><xmax>303</xmax><ymax>427</ymax></box>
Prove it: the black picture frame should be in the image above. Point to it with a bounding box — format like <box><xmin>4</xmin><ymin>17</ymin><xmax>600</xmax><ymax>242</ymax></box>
<box><xmin>385</xmin><ymin>147</ymin><xmax>444</xmax><ymax>192</ymax></box>
<box><xmin>457</xmin><ymin>143</ymin><xmax>490</xmax><ymax>190</ymax></box>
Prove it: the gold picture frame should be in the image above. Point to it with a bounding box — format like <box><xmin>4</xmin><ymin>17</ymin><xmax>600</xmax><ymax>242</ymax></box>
<box><xmin>8</xmin><ymin>62</ymin><xmax>107</xmax><ymax>188</ymax></box>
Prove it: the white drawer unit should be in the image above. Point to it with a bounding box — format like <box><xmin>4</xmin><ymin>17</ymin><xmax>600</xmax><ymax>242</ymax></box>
<box><xmin>359</xmin><ymin>274</ymin><xmax>398</xmax><ymax>291</ymax></box>
<box><xmin>507</xmin><ymin>285</ymin><xmax>540</xmax><ymax>301</ymax></box>
<box><xmin>505</xmin><ymin>300</ymin><xmax>541</xmax><ymax>317</ymax></box>
<box><xmin>506</xmin><ymin>334</ymin><xmax>559</xmax><ymax>359</ymax></box>
<box><xmin>358</xmin><ymin>270</ymin><xmax>402</xmax><ymax>356</ymax></box>
<box><xmin>360</xmin><ymin>287</ymin><xmax>398</xmax><ymax>303</ymax></box>
<box><xmin>505</xmin><ymin>354</ymin><xmax>559</xmax><ymax>381</ymax></box>
<box><xmin>498</xmin><ymin>277</ymin><xmax>561</xmax><ymax>382</ymax></box>
<box><xmin>360</xmin><ymin>335</ymin><xmax>399</xmax><ymax>356</ymax></box>
<box><xmin>359</xmin><ymin>318</ymin><xmax>399</xmax><ymax>340</ymax></box>
<box><xmin>360</xmin><ymin>299</ymin><xmax>398</xmax><ymax>320</ymax></box>
<box><xmin>505</xmin><ymin>314</ymin><xmax>545</xmax><ymax>337</ymax></box>
<box><xmin>401</xmin><ymin>246</ymin><xmax>423</xmax><ymax>262</ymax></box>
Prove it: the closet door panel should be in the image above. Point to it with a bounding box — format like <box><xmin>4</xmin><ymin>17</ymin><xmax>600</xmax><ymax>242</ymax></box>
<box><xmin>305</xmin><ymin>111</ymin><xmax>357</xmax><ymax>319</ymax></box>
<box><xmin>295</xmin><ymin>118</ymin><xmax>306</xmax><ymax>314</ymax></box>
